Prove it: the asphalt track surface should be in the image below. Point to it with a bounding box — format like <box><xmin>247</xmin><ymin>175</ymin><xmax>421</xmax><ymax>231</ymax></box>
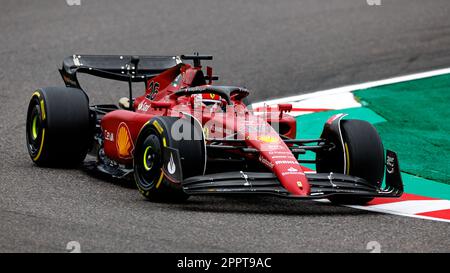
<box><xmin>1</xmin><ymin>0</ymin><xmax>450</xmax><ymax>252</ymax></box>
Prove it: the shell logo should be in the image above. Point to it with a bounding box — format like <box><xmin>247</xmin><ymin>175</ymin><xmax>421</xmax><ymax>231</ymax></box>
<box><xmin>210</xmin><ymin>93</ymin><xmax>216</xmax><ymax>99</ymax></box>
<box><xmin>257</xmin><ymin>135</ymin><xmax>278</xmax><ymax>143</ymax></box>
<box><xmin>116</xmin><ymin>122</ymin><xmax>134</xmax><ymax>159</ymax></box>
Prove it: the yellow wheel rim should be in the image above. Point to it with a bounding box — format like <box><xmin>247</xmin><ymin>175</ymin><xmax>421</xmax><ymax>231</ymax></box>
<box><xmin>143</xmin><ymin>146</ymin><xmax>152</xmax><ymax>171</ymax></box>
<box><xmin>32</xmin><ymin>115</ymin><xmax>38</xmax><ymax>140</ymax></box>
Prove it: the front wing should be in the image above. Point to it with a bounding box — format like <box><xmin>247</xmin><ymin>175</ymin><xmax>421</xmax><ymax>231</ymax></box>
<box><xmin>181</xmin><ymin>150</ymin><xmax>403</xmax><ymax>199</ymax></box>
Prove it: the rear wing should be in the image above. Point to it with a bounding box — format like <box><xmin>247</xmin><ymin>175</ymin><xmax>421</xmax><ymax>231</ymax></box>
<box><xmin>59</xmin><ymin>55</ymin><xmax>182</xmax><ymax>88</ymax></box>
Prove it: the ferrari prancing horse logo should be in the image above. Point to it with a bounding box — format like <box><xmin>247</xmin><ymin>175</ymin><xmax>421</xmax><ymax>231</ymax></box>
<box><xmin>116</xmin><ymin>122</ymin><xmax>134</xmax><ymax>159</ymax></box>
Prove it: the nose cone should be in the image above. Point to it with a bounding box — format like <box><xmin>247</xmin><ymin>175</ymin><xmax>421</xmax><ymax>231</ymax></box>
<box><xmin>264</xmin><ymin>152</ymin><xmax>310</xmax><ymax>196</ymax></box>
<box><xmin>240</xmin><ymin>115</ymin><xmax>311</xmax><ymax>196</ymax></box>
<box><xmin>249</xmin><ymin>134</ymin><xmax>310</xmax><ymax>196</ymax></box>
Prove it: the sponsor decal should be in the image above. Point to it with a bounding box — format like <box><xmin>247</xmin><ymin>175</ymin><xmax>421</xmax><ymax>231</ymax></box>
<box><xmin>261</xmin><ymin>144</ymin><xmax>284</xmax><ymax>151</ymax></box>
<box><xmin>104</xmin><ymin>130</ymin><xmax>114</xmax><ymax>142</ymax></box>
<box><xmin>268</xmin><ymin>151</ymin><xmax>292</xmax><ymax>155</ymax></box>
<box><xmin>281</xmin><ymin>167</ymin><xmax>305</xmax><ymax>176</ymax></box>
<box><xmin>259</xmin><ymin>155</ymin><xmax>274</xmax><ymax>169</ymax></box>
<box><xmin>116</xmin><ymin>122</ymin><xmax>134</xmax><ymax>159</ymax></box>
<box><xmin>296</xmin><ymin>181</ymin><xmax>303</xmax><ymax>189</ymax></box>
<box><xmin>281</xmin><ymin>171</ymin><xmax>305</xmax><ymax>176</ymax></box>
<box><xmin>275</xmin><ymin>160</ymin><xmax>298</xmax><ymax>165</ymax></box>
<box><xmin>272</xmin><ymin>155</ymin><xmax>290</xmax><ymax>159</ymax></box>
<box><xmin>257</xmin><ymin>135</ymin><xmax>279</xmax><ymax>143</ymax></box>
<box><xmin>210</xmin><ymin>93</ymin><xmax>216</xmax><ymax>99</ymax></box>
<box><xmin>167</xmin><ymin>153</ymin><xmax>176</xmax><ymax>175</ymax></box>
<box><xmin>137</xmin><ymin>101</ymin><xmax>150</xmax><ymax>112</ymax></box>
<box><xmin>386</xmin><ymin>155</ymin><xmax>395</xmax><ymax>174</ymax></box>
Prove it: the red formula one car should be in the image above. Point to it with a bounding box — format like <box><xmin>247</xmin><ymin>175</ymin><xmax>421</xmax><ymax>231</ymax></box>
<box><xmin>26</xmin><ymin>54</ymin><xmax>403</xmax><ymax>204</ymax></box>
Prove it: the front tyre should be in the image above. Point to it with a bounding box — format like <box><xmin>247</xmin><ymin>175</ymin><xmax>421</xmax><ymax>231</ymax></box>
<box><xmin>319</xmin><ymin>119</ymin><xmax>385</xmax><ymax>205</ymax></box>
<box><xmin>134</xmin><ymin>116</ymin><xmax>206</xmax><ymax>202</ymax></box>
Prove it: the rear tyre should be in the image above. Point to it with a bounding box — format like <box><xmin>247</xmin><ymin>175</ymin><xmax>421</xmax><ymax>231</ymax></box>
<box><xmin>321</xmin><ymin>119</ymin><xmax>384</xmax><ymax>205</ymax></box>
<box><xmin>26</xmin><ymin>87</ymin><xmax>91</xmax><ymax>167</ymax></box>
<box><xmin>134</xmin><ymin>116</ymin><xmax>206</xmax><ymax>202</ymax></box>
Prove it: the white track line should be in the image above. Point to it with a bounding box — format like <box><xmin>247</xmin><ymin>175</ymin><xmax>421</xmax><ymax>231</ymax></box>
<box><xmin>363</xmin><ymin>200</ymin><xmax>450</xmax><ymax>215</ymax></box>
<box><xmin>349</xmin><ymin>205</ymin><xmax>450</xmax><ymax>223</ymax></box>
<box><xmin>252</xmin><ymin>67</ymin><xmax>450</xmax><ymax>107</ymax></box>
<box><xmin>317</xmin><ymin>200</ymin><xmax>450</xmax><ymax>222</ymax></box>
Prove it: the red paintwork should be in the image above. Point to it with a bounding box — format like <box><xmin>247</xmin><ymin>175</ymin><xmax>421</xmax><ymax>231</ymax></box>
<box><xmin>101</xmin><ymin>63</ymin><xmax>310</xmax><ymax>196</ymax></box>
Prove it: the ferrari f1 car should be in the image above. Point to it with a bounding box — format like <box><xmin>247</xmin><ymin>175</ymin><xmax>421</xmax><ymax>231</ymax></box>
<box><xmin>26</xmin><ymin>54</ymin><xmax>403</xmax><ymax>204</ymax></box>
